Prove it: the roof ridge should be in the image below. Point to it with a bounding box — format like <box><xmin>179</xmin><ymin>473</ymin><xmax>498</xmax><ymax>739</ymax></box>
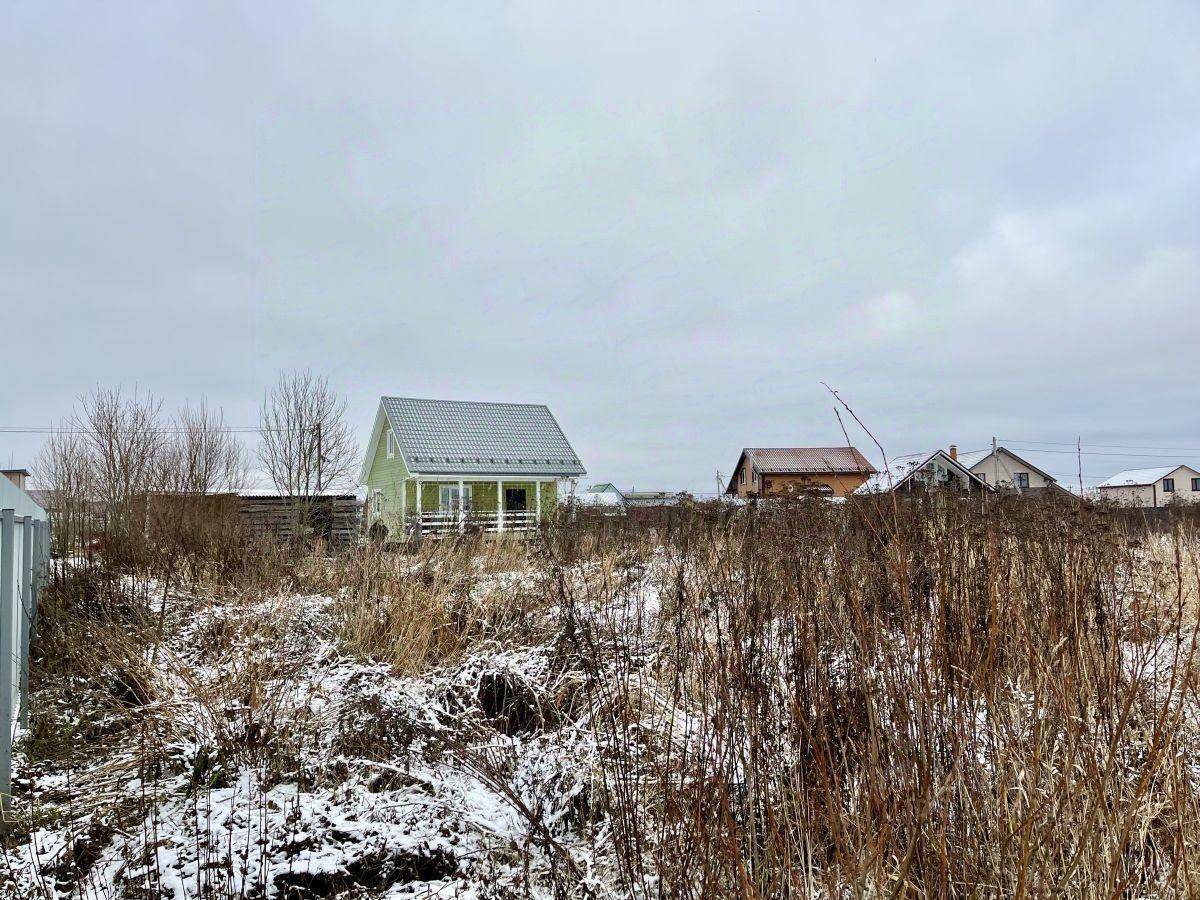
<box><xmin>747</xmin><ymin>446</ymin><xmax>862</xmax><ymax>452</ymax></box>
<box><xmin>381</xmin><ymin>396</ymin><xmax>551</xmax><ymax>409</ymax></box>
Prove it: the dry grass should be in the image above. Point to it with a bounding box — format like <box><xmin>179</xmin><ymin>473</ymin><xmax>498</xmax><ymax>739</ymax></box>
<box><xmin>329</xmin><ymin>535</ymin><xmax>551</xmax><ymax>675</ymax></box>
<box><xmin>549</xmin><ymin>497</ymin><xmax>1200</xmax><ymax>898</ymax></box>
<box><xmin>12</xmin><ymin>497</ymin><xmax>1200</xmax><ymax>898</ymax></box>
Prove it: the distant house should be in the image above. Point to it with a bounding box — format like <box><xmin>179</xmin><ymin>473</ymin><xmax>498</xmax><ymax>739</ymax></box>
<box><xmin>1</xmin><ymin>469</ymin><xmax>32</xmax><ymax>492</ymax></box>
<box><xmin>725</xmin><ymin>447</ymin><xmax>876</xmax><ymax>498</ymax></box>
<box><xmin>857</xmin><ymin>448</ymin><xmax>991</xmax><ymax>494</ymax></box>
<box><xmin>625</xmin><ymin>490</ymin><xmax>691</xmax><ymax>508</ymax></box>
<box><xmin>955</xmin><ymin>445</ymin><xmax>1071</xmax><ymax>496</ymax></box>
<box><xmin>1097</xmin><ymin>465</ymin><xmax>1200</xmax><ymax>508</ymax></box>
<box><xmin>0</xmin><ymin>469</ymin><xmax>47</xmax><ymax>522</ymax></box>
<box><xmin>360</xmin><ymin>397</ymin><xmax>586</xmax><ymax>537</ymax></box>
<box><xmin>568</xmin><ymin>483</ymin><xmax>627</xmax><ymax>512</ymax></box>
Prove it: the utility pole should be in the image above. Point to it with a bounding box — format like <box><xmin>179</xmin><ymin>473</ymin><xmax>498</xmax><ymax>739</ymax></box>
<box><xmin>1077</xmin><ymin>436</ymin><xmax>1084</xmax><ymax>500</ymax></box>
<box><xmin>315</xmin><ymin>420</ymin><xmax>323</xmax><ymax>496</ymax></box>
<box><xmin>992</xmin><ymin>436</ymin><xmax>998</xmax><ymax>489</ymax></box>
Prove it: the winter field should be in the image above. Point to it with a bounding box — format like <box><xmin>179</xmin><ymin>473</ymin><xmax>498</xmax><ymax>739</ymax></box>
<box><xmin>3</xmin><ymin>499</ymin><xmax>1200</xmax><ymax>898</ymax></box>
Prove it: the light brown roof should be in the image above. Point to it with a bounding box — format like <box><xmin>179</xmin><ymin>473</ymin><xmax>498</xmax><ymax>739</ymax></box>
<box><xmin>743</xmin><ymin>447</ymin><xmax>877</xmax><ymax>475</ymax></box>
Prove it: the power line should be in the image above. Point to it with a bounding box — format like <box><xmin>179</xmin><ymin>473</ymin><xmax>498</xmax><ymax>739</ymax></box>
<box><xmin>1000</xmin><ymin>438</ymin><xmax>1200</xmax><ymax>454</ymax></box>
<box><xmin>0</xmin><ymin>426</ymin><xmax>272</xmax><ymax>435</ymax></box>
<box><xmin>1006</xmin><ymin>446</ymin><xmax>1200</xmax><ymax>460</ymax></box>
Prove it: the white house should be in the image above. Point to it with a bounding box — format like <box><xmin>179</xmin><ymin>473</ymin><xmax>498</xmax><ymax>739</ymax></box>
<box><xmin>1096</xmin><ymin>465</ymin><xmax>1200</xmax><ymax>508</ymax></box>
<box><xmin>565</xmin><ymin>482</ymin><xmax>627</xmax><ymax>514</ymax></box>
<box><xmin>857</xmin><ymin>448</ymin><xmax>991</xmax><ymax>494</ymax></box>
<box><xmin>955</xmin><ymin>446</ymin><xmax>1068</xmax><ymax>495</ymax></box>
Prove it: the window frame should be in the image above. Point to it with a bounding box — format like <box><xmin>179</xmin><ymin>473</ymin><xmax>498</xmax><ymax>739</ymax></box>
<box><xmin>439</xmin><ymin>484</ymin><xmax>472</xmax><ymax>511</ymax></box>
<box><xmin>386</xmin><ymin>430</ymin><xmax>396</xmax><ymax>459</ymax></box>
<box><xmin>1192</xmin><ymin>477</ymin><xmax>1200</xmax><ymax>492</ymax></box>
<box><xmin>739</xmin><ymin>467</ymin><xmax>746</xmax><ymax>486</ymax></box>
<box><xmin>1163</xmin><ymin>477</ymin><xmax>1175</xmax><ymax>493</ymax></box>
<box><xmin>371</xmin><ymin>489</ymin><xmax>382</xmax><ymax>516</ymax></box>
<box><xmin>1013</xmin><ymin>472</ymin><xmax>1030</xmax><ymax>490</ymax></box>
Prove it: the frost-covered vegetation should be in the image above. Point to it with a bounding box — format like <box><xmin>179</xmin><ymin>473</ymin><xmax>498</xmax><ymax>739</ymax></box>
<box><xmin>3</xmin><ymin>498</ymin><xmax>1200</xmax><ymax>898</ymax></box>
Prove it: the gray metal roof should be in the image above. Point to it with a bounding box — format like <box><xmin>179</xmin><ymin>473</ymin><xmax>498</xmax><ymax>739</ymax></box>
<box><xmin>381</xmin><ymin>397</ymin><xmax>585</xmax><ymax>477</ymax></box>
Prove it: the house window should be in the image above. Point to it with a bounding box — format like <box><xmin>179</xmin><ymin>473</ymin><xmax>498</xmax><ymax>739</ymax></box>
<box><xmin>371</xmin><ymin>490</ymin><xmax>382</xmax><ymax>516</ymax></box>
<box><xmin>1013</xmin><ymin>472</ymin><xmax>1030</xmax><ymax>489</ymax></box>
<box><xmin>386</xmin><ymin>430</ymin><xmax>396</xmax><ymax>459</ymax></box>
<box><xmin>739</xmin><ymin>468</ymin><xmax>746</xmax><ymax>486</ymax></box>
<box><xmin>439</xmin><ymin>485</ymin><xmax>472</xmax><ymax>511</ymax></box>
<box><xmin>1192</xmin><ymin>478</ymin><xmax>1200</xmax><ymax>492</ymax></box>
<box><xmin>1163</xmin><ymin>478</ymin><xmax>1175</xmax><ymax>493</ymax></box>
<box><xmin>752</xmin><ymin>469</ymin><xmax>757</xmax><ymax>483</ymax></box>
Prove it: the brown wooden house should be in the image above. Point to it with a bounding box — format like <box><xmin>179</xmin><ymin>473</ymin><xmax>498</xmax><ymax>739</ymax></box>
<box><xmin>725</xmin><ymin>447</ymin><xmax>876</xmax><ymax>498</ymax></box>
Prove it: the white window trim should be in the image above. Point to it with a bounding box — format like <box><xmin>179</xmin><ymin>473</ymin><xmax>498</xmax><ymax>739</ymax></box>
<box><xmin>439</xmin><ymin>484</ymin><xmax>472</xmax><ymax>511</ymax></box>
<box><xmin>386</xmin><ymin>430</ymin><xmax>396</xmax><ymax>459</ymax></box>
<box><xmin>371</xmin><ymin>489</ymin><xmax>382</xmax><ymax>516</ymax></box>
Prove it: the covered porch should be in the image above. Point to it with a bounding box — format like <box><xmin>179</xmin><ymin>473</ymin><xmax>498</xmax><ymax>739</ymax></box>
<box><xmin>403</xmin><ymin>476</ymin><xmax>557</xmax><ymax>535</ymax></box>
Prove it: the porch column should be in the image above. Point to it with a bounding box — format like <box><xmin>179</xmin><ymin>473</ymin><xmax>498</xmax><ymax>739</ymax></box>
<box><xmin>415</xmin><ymin>478</ymin><xmax>422</xmax><ymax>524</ymax></box>
<box><xmin>497</xmin><ymin>479</ymin><xmax>504</xmax><ymax>532</ymax></box>
<box><xmin>535</xmin><ymin>480</ymin><xmax>542</xmax><ymax>522</ymax></box>
<box><xmin>400</xmin><ymin>476</ymin><xmax>407</xmax><ymax>524</ymax></box>
<box><xmin>458</xmin><ymin>479</ymin><xmax>465</xmax><ymax>531</ymax></box>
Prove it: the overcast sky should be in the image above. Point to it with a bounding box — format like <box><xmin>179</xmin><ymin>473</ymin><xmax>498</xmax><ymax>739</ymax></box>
<box><xmin>2</xmin><ymin>2</ymin><xmax>1198</xmax><ymax>491</ymax></box>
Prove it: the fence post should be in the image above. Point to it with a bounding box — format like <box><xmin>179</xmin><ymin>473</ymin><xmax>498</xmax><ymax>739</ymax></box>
<box><xmin>19</xmin><ymin>517</ymin><xmax>34</xmax><ymax>729</ymax></box>
<box><xmin>0</xmin><ymin>508</ymin><xmax>15</xmax><ymax>819</ymax></box>
<box><xmin>29</xmin><ymin>522</ymin><xmax>45</xmax><ymax>644</ymax></box>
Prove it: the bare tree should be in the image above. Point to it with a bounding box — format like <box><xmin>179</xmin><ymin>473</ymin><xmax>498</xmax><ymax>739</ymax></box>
<box><xmin>165</xmin><ymin>400</ymin><xmax>249</xmax><ymax>496</ymax></box>
<box><xmin>75</xmin><ymin>387</ymin><xmax>167</xmax><ymax>508</ymax></box>
<box><xmin>34</xmin><ymin>427</ymin><xmax>95</xmax><ymax>557</ymax></box>
<box><xmin>257</xmin><ymin>370</ymin><xmax>358</xmax><ymax>498</ymax></box>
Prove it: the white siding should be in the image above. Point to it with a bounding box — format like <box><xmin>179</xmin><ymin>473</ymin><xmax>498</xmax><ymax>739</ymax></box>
<box><xmin>1097</xmin><ymin>466</ymin><xmax>1200</xmax><ymax>508</ymax></box>
<box><xmin>967</xmin><ymin>449</ymin><xmax>1054</xmax><ymax>489</ymax></box>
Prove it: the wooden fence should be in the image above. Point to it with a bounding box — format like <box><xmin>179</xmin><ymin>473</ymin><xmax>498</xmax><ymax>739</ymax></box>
<box><xmin>238</xmin><ymin>494</ymin><xmax>362</xmax><ymax>547</ymax></box>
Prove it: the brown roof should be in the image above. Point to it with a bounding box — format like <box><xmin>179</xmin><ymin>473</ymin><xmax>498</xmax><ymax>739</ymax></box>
<box><xmin>743</xmin><ymin>447</ymin><xmax>877</xmax><ymax>475</ymax></box>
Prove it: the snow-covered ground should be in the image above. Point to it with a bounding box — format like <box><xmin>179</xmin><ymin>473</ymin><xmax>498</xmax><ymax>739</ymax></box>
<box><xmin>0</xmin><ymin>555</ymin><xmax>671</xmax><ymax>900</ymax></box>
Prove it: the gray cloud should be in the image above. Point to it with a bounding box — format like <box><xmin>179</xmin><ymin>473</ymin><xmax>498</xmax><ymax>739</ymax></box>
<box><xmin>2</xmin><ymin>1</ymin><xmax>1197</xmax><ymax>489</ymax></box>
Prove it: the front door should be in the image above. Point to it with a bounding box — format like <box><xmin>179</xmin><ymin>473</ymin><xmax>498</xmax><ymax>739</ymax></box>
<box><xmin>504</xmin><ymin>488</ymin><xmax>528</xmax><ymax>512</ymax></box>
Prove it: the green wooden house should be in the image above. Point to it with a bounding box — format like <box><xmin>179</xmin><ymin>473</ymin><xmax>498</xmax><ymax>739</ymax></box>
<box><xmin>360</xmin><ymin>397</ymin><xmax>586</xmax><ymax>537</ymax></box>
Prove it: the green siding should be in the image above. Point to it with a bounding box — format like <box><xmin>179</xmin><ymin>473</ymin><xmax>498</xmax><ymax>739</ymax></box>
<box><xmin>404</xmin><ymin>480</ymin><xmax>557</xmax><ymax>516</ymax></box>
<box><xmin>363</xmin><ymin>423</ymin><xmax>410</xmax><ymax>533</ymax></box>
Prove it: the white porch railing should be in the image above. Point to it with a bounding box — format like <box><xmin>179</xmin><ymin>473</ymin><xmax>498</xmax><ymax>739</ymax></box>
<box><xmin>416</xmin><ymin>508</ymin><xmax>539</xmax><ymax>535</ymax></box>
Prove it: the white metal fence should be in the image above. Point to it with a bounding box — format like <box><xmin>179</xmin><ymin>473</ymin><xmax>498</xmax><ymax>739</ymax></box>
<box><xmin>0</xmin><ymin>494</ymin><xmax>50</xmax><ymax>817</ymax></box>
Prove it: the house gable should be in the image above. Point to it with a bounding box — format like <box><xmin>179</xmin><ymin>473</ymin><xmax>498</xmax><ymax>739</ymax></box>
<box><xmin>360</xmin><ymin>403</ymin><xmax>410</xmax><ymax>486</ymax></box>
<box><xmin>861</xmin><ymin>449</ymin><xmax>991</xmax><ymax>494</ymax></box>
<box><xmin>962</xmin><ymin>447</ymin><xmax>1058</xmax><ymax>489</ymax></box>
